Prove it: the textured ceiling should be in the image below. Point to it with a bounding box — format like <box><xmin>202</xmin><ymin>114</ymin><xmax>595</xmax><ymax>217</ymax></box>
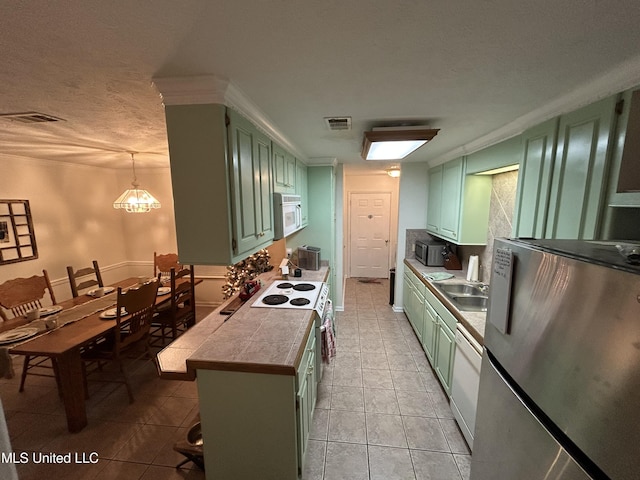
<box><xmin>2</xmin><ymin>1</ymin><xmax>640</xmax><ymax>170</ymax></box>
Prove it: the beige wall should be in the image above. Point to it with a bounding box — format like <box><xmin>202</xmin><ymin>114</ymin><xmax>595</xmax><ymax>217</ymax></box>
<box><xmin>0</xmin><ymin>154</ymin><xmax>225</xmax><ymax>309</ymax></box>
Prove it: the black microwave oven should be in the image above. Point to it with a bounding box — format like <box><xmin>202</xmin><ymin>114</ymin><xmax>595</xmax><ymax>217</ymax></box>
<box><xmin>415</xmin><ymin>240</ymin><xmax>448</xmax><ymax>266</ymax></box>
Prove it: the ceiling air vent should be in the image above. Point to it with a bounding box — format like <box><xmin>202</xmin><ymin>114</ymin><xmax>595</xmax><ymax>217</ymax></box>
<box><xmin>324</xmin><ymin>116</ymin><xmax>352</xmax><ymax>131</ymax></box>
<box><xmin>0</xmin><ymin>112</ymin><xmax>65</xmax><ymax>124</ymax></box>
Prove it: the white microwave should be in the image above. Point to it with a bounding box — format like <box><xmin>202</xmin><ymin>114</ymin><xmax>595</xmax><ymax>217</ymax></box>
<box><xmin>274</xmin><ymin>193</ymin><xmax>303</xmax><ymax>239</ymax></box>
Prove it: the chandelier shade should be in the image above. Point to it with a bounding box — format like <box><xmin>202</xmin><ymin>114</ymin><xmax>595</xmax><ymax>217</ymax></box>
<box><xmin>113</xmin><ymin>153</ymin><xmax>161</xmax><ymax>213</ymax></box>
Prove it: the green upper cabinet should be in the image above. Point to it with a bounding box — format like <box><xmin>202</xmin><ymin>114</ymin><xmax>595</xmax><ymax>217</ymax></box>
<box><xmin>426</xmin><ymin>165</ymin><xmax>443</xmax><ymax>234</ymax></box>
<box><xmin>227</xmin><ymin>108</ymin><xmax>274</xmax><ymax>255</ymax></box>
<box><xmin>607</xmin><ymin>88</ymin><xmax>640</xmax><ymax>207</ymax></box>
<box><xmin>427</xmin><ymin>157</ymin><xmax>492</xmax><ymax>245</ymax></box>
<box><xmin>512</xmin><ymin>118</ymin><xmax>558</xmax><ymax>238</ymax></box>
<box><xmin>439</xmin><ymin>158</ymin><xmax>464</xmax><ymax>240</ymax></box>
<box><xmin>274</xmin><ymin>143</ymin><xmax>296</xmax><ymax>193</ymax></box>
<box><xmin>545</xmin><ymin>95</ymin><xmax>618</xmax><ymax>239</ymax></box>
<box><xmin>273</xmin><ymin>143</ymin><xmax>287</xmax><ymax>191</ymax></box>
<box><xmin>164</xmin><ymin>103</ymin><xmax>274</xmax><ymax>265</ymax></box>
<box><xmin>286</xmin><ymin>154</ymin><xmax>296</xmax><ymax>191</ymax></box>
<box><xmin>295</xmin><ymin>160</ymin><xmax>309</xmax><ymax>226</ymax></box>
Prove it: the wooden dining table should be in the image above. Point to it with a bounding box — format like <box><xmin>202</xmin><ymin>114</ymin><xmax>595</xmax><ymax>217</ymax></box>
<box><xmin>5</xmin><ymin>276</ymin><xmax>200</xmax><ymax>433</ymax></box>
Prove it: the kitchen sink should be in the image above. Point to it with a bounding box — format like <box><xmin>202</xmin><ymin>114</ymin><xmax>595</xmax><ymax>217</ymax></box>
<box><xmin>433</xmin><ymin>282</ymin><xmax>489</xmax><ymax>312</ymax></box>
<box><xmin>450</xmin><ymin>295</ymin><xmax>488</xmax><ymax>312</ymax></box>
<box><xmin>438</xmin><ymin>283</ymin><xmax>485</xmax><ymax>296</ymax></box>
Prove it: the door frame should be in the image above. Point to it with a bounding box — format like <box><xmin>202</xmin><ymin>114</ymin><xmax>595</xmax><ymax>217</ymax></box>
<box><xmin>346</xmin><ymin>191</ymin><xmax>395</xmax><ymax>278</ymax></box>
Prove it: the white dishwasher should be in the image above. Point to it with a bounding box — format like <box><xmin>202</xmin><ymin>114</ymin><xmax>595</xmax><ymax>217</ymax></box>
<box><xmin>450</xmin><ymin>323</ymin><xmax>482</xmax><ymax>450</ymax></box>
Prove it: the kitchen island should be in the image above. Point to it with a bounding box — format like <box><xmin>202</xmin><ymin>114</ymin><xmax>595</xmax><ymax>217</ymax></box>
<box><xmin>156</xmin><ymin>266</ymin><xmax>329</xmax><ymax>480</ymax></box>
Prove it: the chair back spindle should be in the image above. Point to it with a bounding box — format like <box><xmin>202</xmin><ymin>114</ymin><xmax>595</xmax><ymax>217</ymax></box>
<box><xmin>66</xmin><ymin>260</ymin><xmax>103</xmax><ymax>298</ymax></box>
<box><xmin>0</xmin><ymin>270</ymin><xmax>57</xmax><ymax>319</ymax></box>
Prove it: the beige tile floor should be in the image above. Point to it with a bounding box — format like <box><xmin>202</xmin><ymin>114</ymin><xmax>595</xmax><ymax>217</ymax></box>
<box><xmin>2</xmin><ymin>278</ymin><xmax>471</xmax><ymax>480</ymax></box>
<box><xmin>303</xmin><ymin>278</ymin><xmax>471</xmax><ymax>480</ymax></box>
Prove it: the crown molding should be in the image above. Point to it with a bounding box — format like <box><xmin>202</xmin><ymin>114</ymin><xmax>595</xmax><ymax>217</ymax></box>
<box><xmin>151</xmin><ymin>75</ymin><xmax>230</xmax><ymax>106</ymax></box>
<box><xmin>151</xmin><ymin>74</ymin><xmax>307</xmax><ymax>161</ymax></box>
<box><xmin>431</xmin><ymin>54</ymin><xmax>640</xmax><ymax>167</ymax></box>
<box><xmin>306</xmin><ymin>157</ymin><xmax>338</xmax><ymax>167</ymax></box>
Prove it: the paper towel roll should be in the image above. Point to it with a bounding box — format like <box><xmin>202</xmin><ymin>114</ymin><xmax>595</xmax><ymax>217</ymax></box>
<box><xmin>467</xmin><ymin>255</ymin><xmax>479</xmax><ymax>282</ymax></box>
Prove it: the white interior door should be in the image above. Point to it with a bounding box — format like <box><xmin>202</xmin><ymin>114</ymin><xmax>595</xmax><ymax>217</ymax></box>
<box><xmin>349</xmin><ymin>192</ymin><xmax>391</xmax><ymax>278</ymax></box>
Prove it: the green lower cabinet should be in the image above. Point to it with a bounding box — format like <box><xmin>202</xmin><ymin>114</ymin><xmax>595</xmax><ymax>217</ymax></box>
<box><xmin>404</xmin><ymin>265</ymin><xmax>457</xmax><ymax>395</ymax></box>
<box><xmin>404</xmin><ymin>269</ymin><xmax>426</xmax><ymax>342</ymax></box>
<box><xmin>197</xmin><ymin>370</ymin><xmax>299</xmax><ymax>479</ymax></box>
<box><xmin>434</xmin><ymin>319</ymin><xmax>455</xmax><ymax>395</ymax></box>
<box><xmin>410</xmin><ymin>287</ymin><xmax>425</xmax><ymax>343</ymax></box>
<box><xmin>403</xmin><ymin>272</ymin><xmax>414</xmax><ymax>320</ymax></box>
<box><xmin>422</xmin><ymin>301</ymin><xmax>438</xmax><ymax>364</ymax></box>
<box><xmin>296</xmin><ymin>332</ymin><xmax>317</xmax><ymax>475</ymax></box>
<box><xmin>296</xmin><ymin>376</ymin><xmax>310</xmax><ymax>471</ymax></box>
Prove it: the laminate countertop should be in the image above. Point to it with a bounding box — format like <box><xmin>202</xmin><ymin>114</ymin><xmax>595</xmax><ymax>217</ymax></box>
<box><xmin>403</xmin><ymin>259</ymin><xmax>486</xmax><ymax>346</ymax></box>
<box><xmin>156</xmin><ymin>266</ymin><xmax>330</xmax><ymax>380</ymax></box>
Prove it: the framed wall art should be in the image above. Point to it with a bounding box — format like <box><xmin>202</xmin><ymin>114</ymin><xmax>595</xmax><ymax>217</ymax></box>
<box><xmin>0</xmin><ymin>199</ymin><xmax>38</xmax><ymax>265</ymax></box>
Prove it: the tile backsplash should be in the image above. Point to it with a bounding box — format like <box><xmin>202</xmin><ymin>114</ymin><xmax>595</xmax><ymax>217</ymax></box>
<box><xmin>405</xmin><ymin>229</ymin><xmax>440</xmax><ymax>259</ymax></box>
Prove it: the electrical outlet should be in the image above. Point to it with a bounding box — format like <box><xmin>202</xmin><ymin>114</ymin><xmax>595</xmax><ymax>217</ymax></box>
<box><xmin>412</xmin><ymin>244</ymin><xmax>415</xmax><ymax>252</ymax></box>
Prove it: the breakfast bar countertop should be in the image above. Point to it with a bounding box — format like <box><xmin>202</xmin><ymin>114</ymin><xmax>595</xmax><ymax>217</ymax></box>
<box><xmin>403</xmin><ymin>258</ymin><xmax>487</xmax><ymax>345</ymax></box>
<box><xmin>156</xmin><ymin>266</ymin><xmax>330</xmax><ymax>380</ymax></box>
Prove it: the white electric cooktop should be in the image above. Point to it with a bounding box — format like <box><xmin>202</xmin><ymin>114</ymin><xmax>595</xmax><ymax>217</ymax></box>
<box><xmin>251</xmin><ymin>280</ymin><xmax>325</xmax><ymax>310</ymax></box>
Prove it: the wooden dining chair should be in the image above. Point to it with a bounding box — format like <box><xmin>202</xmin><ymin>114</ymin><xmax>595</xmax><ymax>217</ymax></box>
<box><xmin>81</xmin><ymin>276</ymin><xmax>159</xmax><ymax>403</ymax></box>
<box><xmin>0</xmin><ymin>270</ymin><xmax>60</xmax><ymax>392</ymax></box>
<box><xmin>150</xmin><ymin>266</ymin><xmax>196</xmax><ymax>346</ymax></box>
<box><xmin>154</xmin><ymin>252</ymin><xmax>181</xmax><ymax>279</ymax></box>
<box><xmin>66</xmin><ymin>260</ymin><xmax>104</xmax><ymax>298</ymax></box>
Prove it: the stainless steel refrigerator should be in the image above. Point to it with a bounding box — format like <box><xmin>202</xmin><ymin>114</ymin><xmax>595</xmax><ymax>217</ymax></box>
<box><xmin>471</xmin><ymin>238</ymin><xmax>640</xmax><ymax>480</ymax></box>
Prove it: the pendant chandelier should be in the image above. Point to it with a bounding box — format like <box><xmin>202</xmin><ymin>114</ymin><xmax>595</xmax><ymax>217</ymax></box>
<box><xmin>113</xmin><ymin>153</ymin><xmax>161</xmax><ymax>213</ymax></box>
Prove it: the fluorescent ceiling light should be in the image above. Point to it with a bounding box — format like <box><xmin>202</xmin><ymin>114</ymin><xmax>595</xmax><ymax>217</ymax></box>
<box><xmin>474</xmin><ymin>164</ymin><xmax>520</xmax><ymax>175</ymax></box>
<box><xmin>362</xmin><ymin>126</ymin><xmax>439</xmax><ymax>160</ymax></box>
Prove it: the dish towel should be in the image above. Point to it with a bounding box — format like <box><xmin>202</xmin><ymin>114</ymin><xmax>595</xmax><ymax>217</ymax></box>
<box><xmin>422</xmin><ymin>272</ymin><xmax>455</xmax><ymax>281</ymax></box>
<box><xmin>321</xmin><ymin>300</ymin><xmax>336</xmax><ymax>364</ymax></box>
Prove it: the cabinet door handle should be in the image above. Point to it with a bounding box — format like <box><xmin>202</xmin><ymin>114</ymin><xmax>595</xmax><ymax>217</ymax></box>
<box><xmin>307</xmin><ymin>366</ymin><xmax>314</xmax><ymax>375</ymax></box>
